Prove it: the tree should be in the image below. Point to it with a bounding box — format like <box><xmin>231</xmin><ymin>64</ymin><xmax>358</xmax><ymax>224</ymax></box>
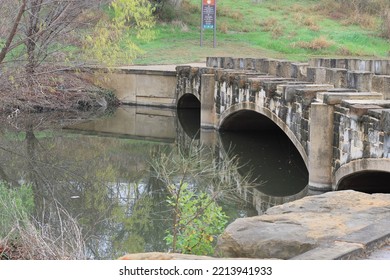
<box><xmin>0</xmin><ymin>1</ymin><xmax>106</xmax><ymax>67</ymax></box>
<box><xmin>84</xmin><ymin>0</ymin><xmax>156</xmax><ymax>66</ymax></box>
<box><xmin>0</xmin><ymin>0</ymin><xmax>155</xmax><ymax>94</ymax></box>
<box><xmin>0</xmin><ymin>0</ymin><xmax>26</xmax><ymax>65</ymax></box>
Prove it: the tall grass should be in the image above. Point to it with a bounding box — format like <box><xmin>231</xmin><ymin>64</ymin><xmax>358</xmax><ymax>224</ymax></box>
<box><xmin>0</xmin><ymin>182</ymin><xmax>86</xmax><ymax>260</ymax></box>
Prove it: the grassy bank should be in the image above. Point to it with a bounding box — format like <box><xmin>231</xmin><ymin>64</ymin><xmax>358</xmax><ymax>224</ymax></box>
<box><xmin>133</xmin><ymin>0</ymin><xmax>390</xmax><ymax>64</ymax></box>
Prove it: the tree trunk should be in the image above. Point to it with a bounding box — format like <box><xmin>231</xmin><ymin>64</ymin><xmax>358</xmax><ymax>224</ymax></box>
<box><xmin>25</xmin><ymin>0</ymin><xmax>43</xmax><ymax>88</ymax></box>
<box><xmin>0</xmin><ymin>0</ymin><xmax>26</xmax><ymax>65</ymax></box>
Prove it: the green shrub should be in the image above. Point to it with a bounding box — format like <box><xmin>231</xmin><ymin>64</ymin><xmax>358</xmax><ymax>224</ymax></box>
<box><xmin>164</xmin><ymin>182</ymin><xmax>228</xmax><ymax>256</ymax></box>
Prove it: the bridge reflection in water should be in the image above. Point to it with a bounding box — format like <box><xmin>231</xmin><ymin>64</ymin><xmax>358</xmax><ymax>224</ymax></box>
<box><xmin>68</xmin><ymin>105</ymin><xmax>309</xmax><ymax>214</ymax></box>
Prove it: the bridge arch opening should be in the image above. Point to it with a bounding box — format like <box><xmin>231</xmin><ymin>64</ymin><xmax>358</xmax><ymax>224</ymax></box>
<box><xmin>177</xmin><ymin>94</ymin><xmax>200</xmax><ymax>139</ymax></box>
<box><xmin>337</xmin><ymin>171</ymin><xmax>390</xmax><ymax>193</ymax></box>
<box><xmin>177</xmin><ymin>93</ymin><xmax>200</xmax><ymax>109</ymax></box>
<box><xmin>219</xmin><ymin>109</ymin><xmax>308</xmax><ymax>197</ymax></box>
<box><xmin>220</xmin><ymin>110</ymin><xmax>279</xmax><ymax>131</ymax></box>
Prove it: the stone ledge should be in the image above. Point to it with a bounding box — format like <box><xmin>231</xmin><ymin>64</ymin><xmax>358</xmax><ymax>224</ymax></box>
<box><xmin>318</xmin><ymin>92</ymin><xmax>383</xmax><ymax>105</ymax></box>
<box><xmin>291</xmin><ymin>242</ymin><xmax>364</xmax><ymax>260</ymax></box>
<box><xmin>215</xmin><ymin>191</ymin><xmax>390</xmax><ymax>260</ymax></box>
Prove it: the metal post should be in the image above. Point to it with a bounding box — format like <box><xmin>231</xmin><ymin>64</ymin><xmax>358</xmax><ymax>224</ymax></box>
<box><xmin>213</xmin><ymin>0</ymin><xmax>217</xmax><ymax>48</ymax></box>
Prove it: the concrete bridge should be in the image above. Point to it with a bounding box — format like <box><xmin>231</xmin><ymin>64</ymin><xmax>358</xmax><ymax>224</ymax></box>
<box><xmin>175</xmin><ymin>57</ymin><xmax>390</xmax><ymax>192</ymax></box>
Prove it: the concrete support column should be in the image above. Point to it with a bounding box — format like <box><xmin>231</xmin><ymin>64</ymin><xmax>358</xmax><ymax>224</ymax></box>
<box><xmin>308</xmin><ymin>103</ymin><xmax>334</xmax><ymax>191</ymax></box>
<box><xmin>200</xmin><ymin>129</ymin><xmax>218</xmax><ymax>148</ymax></box>
<box><xmin>201</xmin><ymin>74</ymin><xmax>217</xmax><ymax>129</ymax></box>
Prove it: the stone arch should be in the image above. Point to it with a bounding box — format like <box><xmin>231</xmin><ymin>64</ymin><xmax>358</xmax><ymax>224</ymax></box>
<box><xmin>177</xmin><ymin>93</ymin><xmax>200</xmax><ymax>109</ymax></box>
<box><xmin>334</xmin><ymin>159</ymin><xmax>390</xmax><ymax>193</ymax></box>
<box><xmin>217</xmin><ymin>102</ymin><xmax>309</xmax><ymax>168</ymax></box>
<box><xmin>176</xmin><ymin>93</ymin><xmax>201</xmax><ymax>139</ymax></box>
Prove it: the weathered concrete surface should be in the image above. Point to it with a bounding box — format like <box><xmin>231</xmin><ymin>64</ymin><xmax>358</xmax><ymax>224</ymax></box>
<box><xmin>215</xmin><ymin>190</ymin><xmax>390</xmax><ymax>259</ymax></box>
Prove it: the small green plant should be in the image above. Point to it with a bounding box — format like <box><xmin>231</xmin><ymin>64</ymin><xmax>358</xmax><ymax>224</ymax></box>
<box><xmin>164</xmin><ymin>182</ymin><xmax>228</xmax><ymax>256</ymax></box>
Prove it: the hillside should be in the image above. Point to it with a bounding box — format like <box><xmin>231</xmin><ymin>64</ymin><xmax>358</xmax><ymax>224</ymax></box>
<box><xmin>133</xmin><ymin>0</ymin><xmax>390</xmax><ymax>64</ymax></box>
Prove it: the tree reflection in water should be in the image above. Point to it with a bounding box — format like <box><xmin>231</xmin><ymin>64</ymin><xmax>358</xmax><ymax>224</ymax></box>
<box><xmin>0</xmin><ymin>115</ymin><xmax>254</xmax><ymax>259</ymax></box>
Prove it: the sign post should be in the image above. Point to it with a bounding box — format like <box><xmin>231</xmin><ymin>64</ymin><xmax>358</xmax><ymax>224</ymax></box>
<box><xmin>200</xmin><ymin>0</ymin><xmax>217</xmax><ymax>48</ymax></box>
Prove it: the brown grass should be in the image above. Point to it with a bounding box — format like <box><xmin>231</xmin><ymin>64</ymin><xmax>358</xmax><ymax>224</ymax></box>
<box><xmin>258</xmin><ymin>17</ymin><xmax>278</xmax><ymax>31</ymax></box>
<box><xmin>217</xmin><ymin>7</ymin><xmax>244</xmax><ymax>21</ymax></box>
<box><xmin>303</xmin><ymin>17</ymin><xmax>320</xmax><ymax>31</ymax></box>
<box><xmin>294</xmin><ymin>36</ymin><xmax>333</xmax><ymax>50</ymax></box>
<box><xmin>218</xmin><ymin>22</ymin><xmax>229</xmax><ymax>34</ymax></box>
<box><xmin>316</xmin><ymin>0</ymin><xmax>389</xmax><ymax>31</ymax></box>
<box><xmin>258</xmin><ymin>17</ymin><xmax>284</xmax><ymax>39</ymax></box>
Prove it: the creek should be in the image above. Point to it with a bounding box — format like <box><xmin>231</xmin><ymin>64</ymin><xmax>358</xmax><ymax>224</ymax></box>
<box><xmin>0</xmin><ymin>105</ymin><xmax>308</xmax><ymax>259</ymax></box>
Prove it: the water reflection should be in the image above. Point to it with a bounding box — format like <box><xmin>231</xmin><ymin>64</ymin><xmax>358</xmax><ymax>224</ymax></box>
<box><xmin>0</xmin><ymin>105</ymin><xmax>309</xmax><ymax>259</ymax></box>
<box><xmin>220</xmin><ymin>131</ymin><xmax>308</xmax><ymax>196</ymax></box>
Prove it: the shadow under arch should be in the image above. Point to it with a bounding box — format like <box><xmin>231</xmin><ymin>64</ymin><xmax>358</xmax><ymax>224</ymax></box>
<box><xmin>218</xmin><ymin>107</ymin><xmax>309</xmax><ymax>197</ymax></box>
<box><xmin>218</xmin><ymin>103</ymin><xmax>309</xmax><ymax>167</ymax></box>
<box><xmin>177</xmin><ymin>94</ymin><xmax>201</xmax><ymax>139</ymax></box>
<box><xmin>334</xmin><ymin>159</ymin><xmax>390</xmax><ymax>193</ymax></box>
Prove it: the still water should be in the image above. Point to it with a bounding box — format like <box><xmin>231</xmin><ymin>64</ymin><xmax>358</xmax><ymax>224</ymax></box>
<box><xmin>0</xmin><ymin>106</ymin><xmax>308</xmax><ymax>259</ymax></box>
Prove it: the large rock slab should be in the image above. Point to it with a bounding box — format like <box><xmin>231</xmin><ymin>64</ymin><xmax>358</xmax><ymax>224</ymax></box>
<box><xmin>215</xmin><ymin>190</ymin><xmax>390</xmax><ymax>259</ymax></box>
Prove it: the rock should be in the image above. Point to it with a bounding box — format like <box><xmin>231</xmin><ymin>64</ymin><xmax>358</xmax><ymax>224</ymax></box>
<box><xmin>118</xmin><ymin>252</ymin><xmax>215</xmax><ymax>260</ymax></box>
<box><xmin>215</xmin><ymin>190</ymin><xmax>390</xmax><ymax>259</ymax></box>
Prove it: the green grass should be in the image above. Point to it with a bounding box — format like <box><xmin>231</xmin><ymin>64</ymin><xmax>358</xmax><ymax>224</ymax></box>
<box><xmin>132</xmin><ymin>0</ymin><xmax>390</xmax><ymax>64</ymax></box>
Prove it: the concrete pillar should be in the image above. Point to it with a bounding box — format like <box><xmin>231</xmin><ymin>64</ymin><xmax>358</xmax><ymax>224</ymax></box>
<box><xmin>347</xmin><ymin>71</ymin><xmax>373</xmax><ymax>92</ymax></box>
<box><xmin>201</xmin><ymin>74</ymin><xmax>217</xmax><ymax>129</ymax></box>
<box><xmin>308</xmin><ymin>103</ymin><xmax>334</xmax><ymax>191</ymax></box>
<box><xmin>291</xmin><ymin>63</ymin><xmax>308</xmax><ymax>81</ymax></box>
<box><xmin>372</xmin><ymin>75</ymin><xmax>390</xmax><ymax>100</ymax></box>
<box><xmin>200</xmin><ymin>129</ymin><xmax>218</xmax><ymax>147</ymax></box>
<box><xmin>307</xmin><ymin>67</ymin><xmax>326</xmax><ymax>83</ymax></box>
<box><xmin>325</xmin><ymin>68</ymin><xmax>348</xmax><ymax>88</ymax></box>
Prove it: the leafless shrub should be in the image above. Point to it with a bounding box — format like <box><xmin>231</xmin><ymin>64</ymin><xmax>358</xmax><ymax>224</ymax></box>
<box><xmin>1</xmin><ymin>198</ymin><xmax>86</xmax><ymax>260</ymax></box>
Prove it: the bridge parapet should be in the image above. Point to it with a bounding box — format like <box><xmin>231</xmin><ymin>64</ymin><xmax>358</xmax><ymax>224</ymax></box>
<box><xmin>207</xmin><ymin>56</ymin><xmax>390</xmax><ymax>98</ymax></box>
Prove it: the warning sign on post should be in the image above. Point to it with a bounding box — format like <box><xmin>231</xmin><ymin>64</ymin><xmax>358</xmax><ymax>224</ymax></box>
<box><xmin>200</xmin><ymin>0</ymin><xmax>217</xmax><ymax>47</ymax></box>
<box><xmin>202</xmin><ymin>0</ymin><xmax>216</xmax><ymax>29</ymax></box>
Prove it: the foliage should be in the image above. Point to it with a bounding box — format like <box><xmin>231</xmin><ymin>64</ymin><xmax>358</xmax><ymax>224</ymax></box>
<box><xmin>164</xmin><ymin>182</ymin><xmax>228</xmax><ymax>255</ymax></box>
<box><xmin>150</xmin><ymin>143</ymin><xmax>253</xmax><ymax>256</ymax></box>
<box><xmin>84</xmin><ymin>0</ymin><xmax>156</xmax><ymax>66</ymax></box>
